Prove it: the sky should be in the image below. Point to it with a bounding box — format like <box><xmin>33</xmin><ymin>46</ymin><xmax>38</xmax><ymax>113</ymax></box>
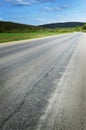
<box><xmin>0</xmin><ymin>0</ymin><xmax>86</xmax><ymax>25</ymax></box>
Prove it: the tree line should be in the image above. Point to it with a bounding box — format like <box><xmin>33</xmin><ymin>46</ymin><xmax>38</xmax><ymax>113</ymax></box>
<box><xmin>0</xmin><ymin>21</ymin><xmax>86</xmax><ymax>33</ymax></box>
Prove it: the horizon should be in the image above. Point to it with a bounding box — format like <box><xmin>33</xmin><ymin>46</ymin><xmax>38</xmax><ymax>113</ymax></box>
<box><xmin>0</xmin><ymin>20</ymin><xmax>86</xmax><ymax>26</ymax></box>
<box><xmin>0</xmin><ymin>0</ymin><xmax>86</xmax><ymax>25</ymax></box>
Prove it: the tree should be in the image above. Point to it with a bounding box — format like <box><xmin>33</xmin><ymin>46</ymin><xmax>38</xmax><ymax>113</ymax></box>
<box><xmin>82</xmin><ymin>24</ymin><xmax>86</xmax><ymax>30</ymax></box>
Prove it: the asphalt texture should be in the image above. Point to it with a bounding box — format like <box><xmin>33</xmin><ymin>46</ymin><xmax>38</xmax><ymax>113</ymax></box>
<box><xmin>0</xmin><ymin>32</ymin><xmax>86</xmax><ymax>130</ymax></box>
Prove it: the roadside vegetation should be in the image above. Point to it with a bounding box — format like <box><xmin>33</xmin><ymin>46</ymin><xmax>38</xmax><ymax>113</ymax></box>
<box><xmin>0</xmin><ymin>32</ymin><xmax>62</xmax><ymax>43</ymax></box>
<box><xmin>82</xmin><ymin>24</ymin><xmax>86</xmax><ymax>32</ymax></box>
<box><xmin>0</xmin><ymin>21</ymin><xmax>85</xmax><ymax>43</ymax></box>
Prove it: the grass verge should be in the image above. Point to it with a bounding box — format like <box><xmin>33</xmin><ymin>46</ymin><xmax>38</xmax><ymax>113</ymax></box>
<box><xmin>0</xmin><ymin>32</ymin><xmax>63</xmax><ymax>43</ymax></box>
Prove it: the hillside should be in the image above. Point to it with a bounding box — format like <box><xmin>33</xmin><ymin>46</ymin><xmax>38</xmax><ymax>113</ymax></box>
<box><xmin>39</xmin><ymin>22</ymin><xmax>85</xmax><ymax>29</ymax></box>
<box><xmin>0</xmin><ymin>21</ymin><xmax>39</xmax><ymax>33</ymax></box>
<box><xmin>0</xmin><ymin>21</ymin><xmax>85</xmax><ymax>33</ymax></box>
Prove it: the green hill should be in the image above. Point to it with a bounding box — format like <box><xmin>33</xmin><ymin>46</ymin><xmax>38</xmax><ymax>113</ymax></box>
<box><xmin>39</xmin><ymin>22</ymin><xmax>85</xmax><ymax>29</ymax></box>
<box><xmin>0</xmin><ymin>21</ymin><xmax>39</xmax><ymax>33</ymax></box>
<box><xmin>0</xmin><ymin>21</ymin><xmax>85</xmax><ymax>33</ymax></box>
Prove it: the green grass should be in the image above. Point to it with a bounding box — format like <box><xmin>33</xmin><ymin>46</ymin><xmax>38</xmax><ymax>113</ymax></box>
<box><xmin>0</xmin><ymin>32</ymin><xmax>63</xmax><ymax>43</ymax></box>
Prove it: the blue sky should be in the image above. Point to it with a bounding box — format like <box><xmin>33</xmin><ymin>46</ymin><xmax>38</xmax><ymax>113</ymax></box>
<box><xmin>0</xmin><ymin>0</ymin><xmax>86</xmax><ymax>25</ymax></box>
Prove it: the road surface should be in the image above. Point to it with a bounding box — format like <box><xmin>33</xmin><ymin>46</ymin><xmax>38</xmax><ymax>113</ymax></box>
<box><xmin>0</xmin><ymin>32</ymin><xmax>86</xmax><ymax>130</ymax></box>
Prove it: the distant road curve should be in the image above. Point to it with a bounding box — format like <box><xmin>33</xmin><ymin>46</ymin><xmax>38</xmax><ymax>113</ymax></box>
<box><xmin>0</xmin><ymin>32</ymin><xmax>86</xmax><ymax>130</ymax></box>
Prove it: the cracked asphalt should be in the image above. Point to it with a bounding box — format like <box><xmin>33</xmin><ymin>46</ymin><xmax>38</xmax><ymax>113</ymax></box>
<box><xmin>0</xmin><ymin>32</ymin><xmax>86</xmax><ymax>130</ymax></box>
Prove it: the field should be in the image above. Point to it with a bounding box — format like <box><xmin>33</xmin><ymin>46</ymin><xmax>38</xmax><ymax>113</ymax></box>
<box><xmin>0</xmin><ymin>21</ymin><xmax>83</xmax><ymax>43</ymax></box>
<box><xmin>0</xmin><ymin>32</ymin><xmax>63</xmax><ymax>43</ymax></box>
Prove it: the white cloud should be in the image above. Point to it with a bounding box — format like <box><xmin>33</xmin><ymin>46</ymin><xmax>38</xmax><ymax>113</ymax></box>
<box><xmin>5</xmin><ymin>0</ymin><xmax>55</xmax><ymax>6</ymax></box>
<box><xmin>61</xmin><ymin>5</ymin><xmax>70</xmax><ymax>9</ymax></box>
<box><xmin>5</xmin><ymin>0</ymin><xmax>31</xmax><ymax>6</ymax></box>
<box><xmin>33</xmin><ymin>17</ymin><xmax>46</xmax><ymax>24</ymax></box>
<box><xmin>43</xmin><ymin>6</ymin><xmax>53</xmax><ymax>11</ymax></box>
<box><xmin>31</xmin><ymin>0</ymin><xmax>55</xmax><ymax>3</ymax></box>
<box><xmin>54</xmin><ymin>7</ymin><xmax>61</xmax><ymax>11</ymax></box>
<box><xmin>42</xmin><ymin>6</ymin><xmax>60</xmax><ymax>12</ymax></box>
<box><xmin>42</xmin><ymin>5</ymin><xmax>71</xmax><ymax>12</ymax></box>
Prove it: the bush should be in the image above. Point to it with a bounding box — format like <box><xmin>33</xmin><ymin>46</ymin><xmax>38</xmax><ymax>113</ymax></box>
<box><xmin>82</xmin><ymin>24</ymin><xmax>86</xmax><ymax>30</ymax></box>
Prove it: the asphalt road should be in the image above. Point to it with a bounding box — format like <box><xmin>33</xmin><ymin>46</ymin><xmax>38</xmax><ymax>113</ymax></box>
<box><xmin>0</xmin><ymin>32</ymin><xmax>86</xmax><ymax>130</ymax></box>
